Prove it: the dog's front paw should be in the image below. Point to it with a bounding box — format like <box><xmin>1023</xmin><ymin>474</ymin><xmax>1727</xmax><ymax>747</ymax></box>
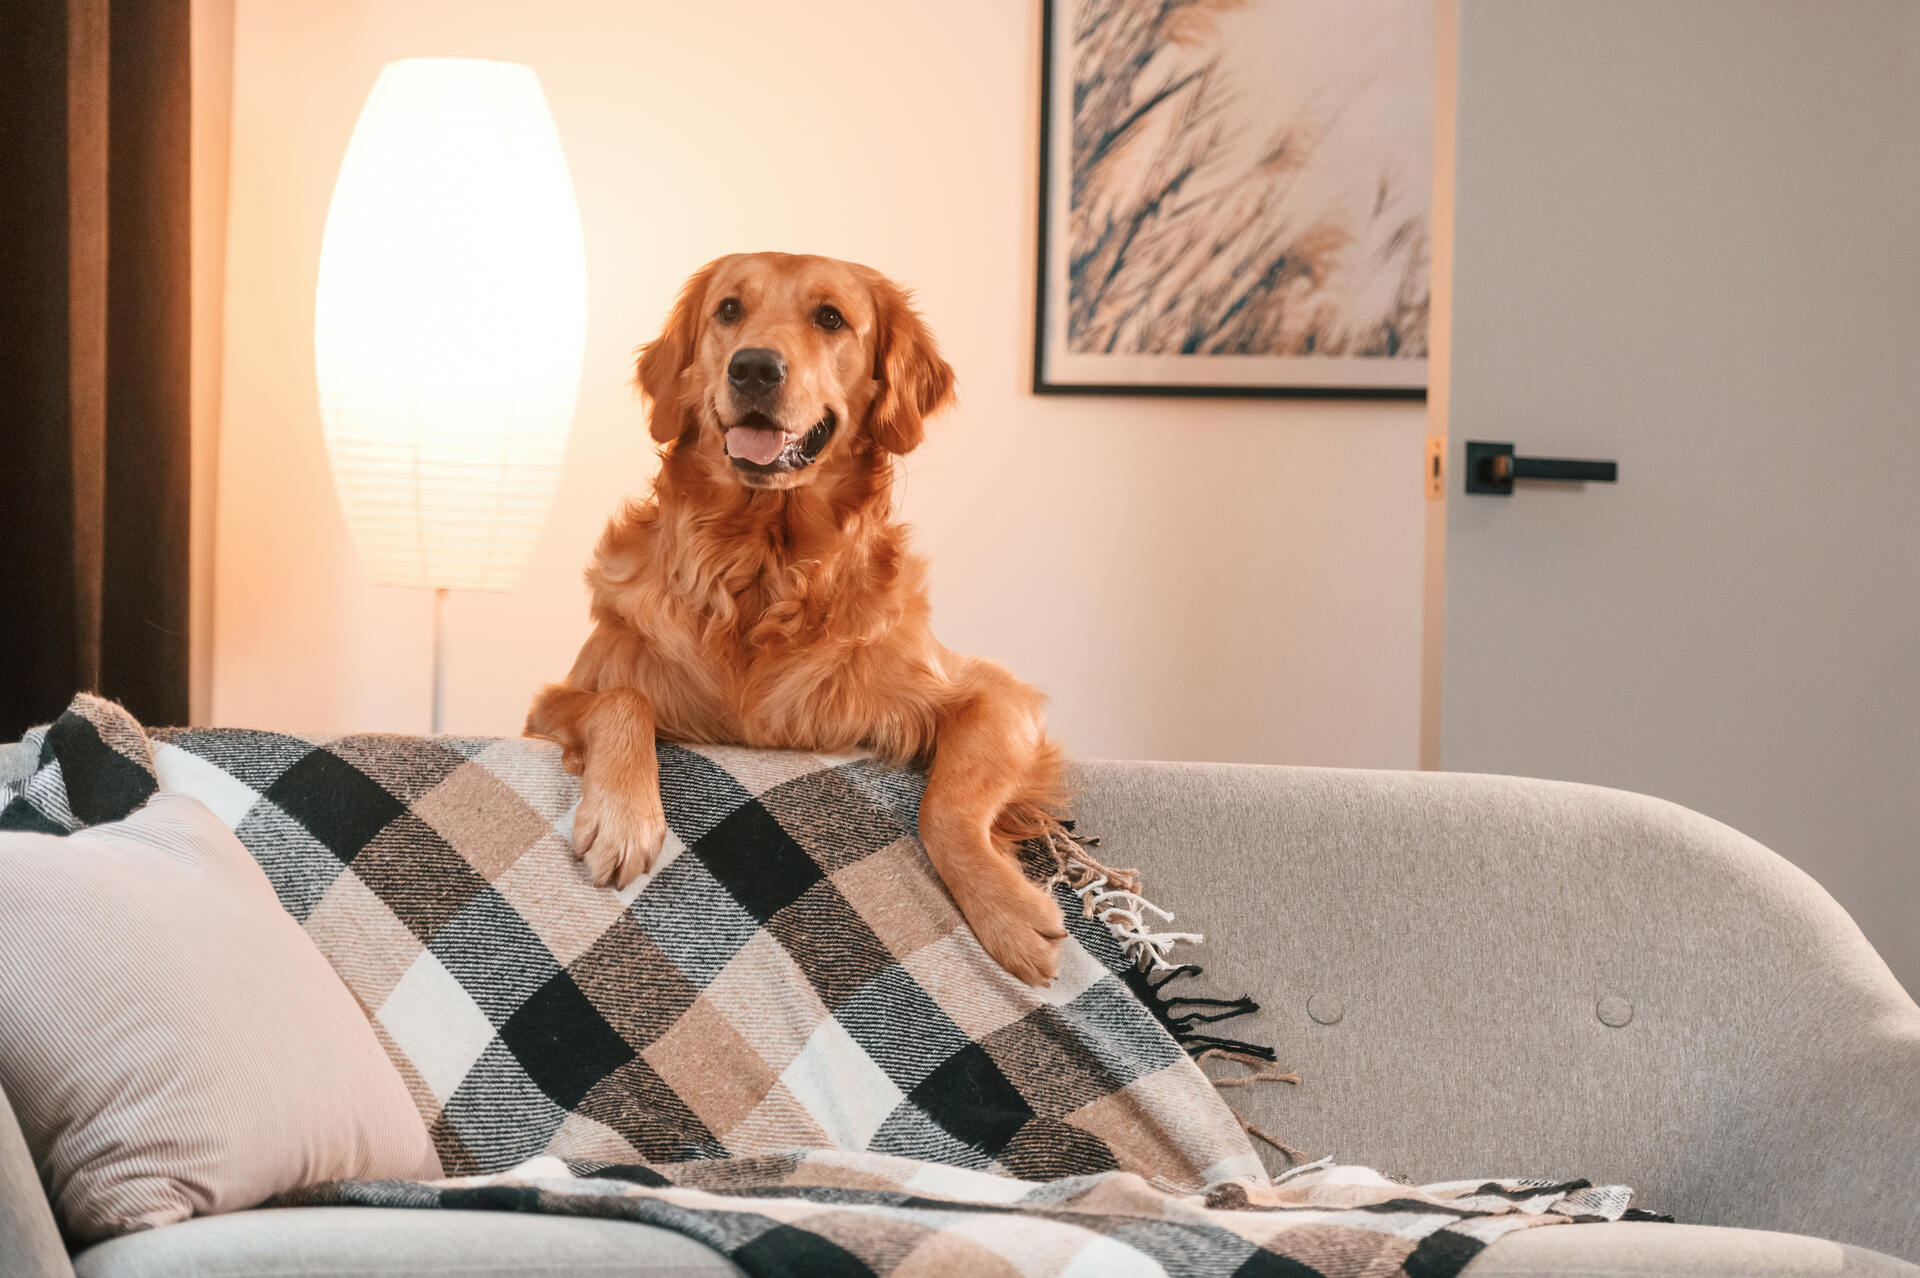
<box><xmin>968</xmin><ymin>878</ymin><xmax>1068</xmax><ymax>987</ymax></box>
<box><xmin>572</xmin><ymin>782</ymin><xmax>667</xmax><ymax>889</ymax></box>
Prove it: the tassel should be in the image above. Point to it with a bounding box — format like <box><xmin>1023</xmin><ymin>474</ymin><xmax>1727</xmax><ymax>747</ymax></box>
<box><xmin>1194</xmin><ymin>1048</ymin><xmax>1300</xmax><ymax>1088</ymax></box>
<box><xmin>1240</xmin><ymin>1117</ymin><xmax>1314</xmax><ymax>1167</ymax></box>
<box><xmin>1039</xmin><ymin>823</ymin><xmax>1278</xmax><ymax>1064</ymax></box>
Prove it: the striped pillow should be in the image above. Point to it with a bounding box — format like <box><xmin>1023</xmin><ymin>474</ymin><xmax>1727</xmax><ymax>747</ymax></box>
<box><xmin>0</xmin><ymin>794</ymin><xmax>440</xmax><ymax>1240</ymax></box>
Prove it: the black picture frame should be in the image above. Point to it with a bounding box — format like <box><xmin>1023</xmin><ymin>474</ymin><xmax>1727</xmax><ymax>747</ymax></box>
<box><xmin>1033</xmin><ymin>0</ymin><xmax>1430</xmax><ymax>401</ymax></box>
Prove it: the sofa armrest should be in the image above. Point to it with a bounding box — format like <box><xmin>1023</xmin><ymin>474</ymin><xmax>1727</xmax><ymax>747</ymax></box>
<box><xmin>1067</xmin><ymin>760</ymin><xmax>1920</xmax><ymax>1264</ymax></box>
<box><xmin>1727</xmin><ymin>928</ymin><xmax>1920</xmax><ymax>1259</ymax></box>
<box><xmin>0</xmin><ymin>1077</ymin><xmax>75</xmax><ymax>1278</ymax></box>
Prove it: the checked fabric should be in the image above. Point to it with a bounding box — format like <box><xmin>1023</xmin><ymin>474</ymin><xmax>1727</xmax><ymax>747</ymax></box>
<box><xmin>3</xmin><ymin>695</ymin><xmax>1657</xmax><ymax>1278</ymax></box>
<box><xmin>2</xmin><ymin>695</ymin><xmax>1264</xmax><ymax>1185</ymax></box>
<box><xmin>278</xmin><ymin>1153</ymin><xmax>1652</xmax><ymax>1278</ymax></box>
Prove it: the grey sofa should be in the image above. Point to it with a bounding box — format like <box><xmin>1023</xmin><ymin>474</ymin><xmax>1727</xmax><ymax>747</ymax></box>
<box><xmin>3</xmin><ymin>761</ymin><xmax>1916</xmax><ymax>1276</ymax></box>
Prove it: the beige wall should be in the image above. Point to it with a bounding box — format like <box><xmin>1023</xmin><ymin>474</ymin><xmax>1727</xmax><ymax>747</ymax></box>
<box><xmin>214</xmin><ymin>0</ymin><xmax>1429</xmax><ymax>766</ymax></box>
<box><xmin>190</xmin><ymin>0</ymin><xmax>234</xmax><ymax>725</ymax></box>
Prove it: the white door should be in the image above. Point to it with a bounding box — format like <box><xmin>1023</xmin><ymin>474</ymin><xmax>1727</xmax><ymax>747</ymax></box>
<box><xmin>1440</xmin><ymin>1</ymin><xmax>1920</xmax><ymax>994</ymax></box>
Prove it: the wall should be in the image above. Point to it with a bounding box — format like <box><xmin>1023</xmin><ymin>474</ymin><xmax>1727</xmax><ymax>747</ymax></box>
<box><xmin>214</xmin><ymin>0</ymin><xmax>1430</xmax><ymax>767</ymax></box>
<box><xmin>189</xmin><ymin>0</ymin><xmax>233</xmax><ymax>725</ymax></box>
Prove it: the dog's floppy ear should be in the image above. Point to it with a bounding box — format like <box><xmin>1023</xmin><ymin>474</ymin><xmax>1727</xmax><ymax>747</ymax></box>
<box><xmin>864</xmin><ymin>274</ymin><xmax>955</xmax><ymax>456</ymax></box>
<box><xmin>636</xmin><ymin>260</ymin><xmax>722</xmax><ymax>444</ymax></box>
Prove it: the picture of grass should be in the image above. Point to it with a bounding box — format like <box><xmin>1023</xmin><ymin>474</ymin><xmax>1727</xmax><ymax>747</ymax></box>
<box><xmin>1038</xmin><ymin>0</ymin><xmax>1433</xmax><ymax>395</ymax></box>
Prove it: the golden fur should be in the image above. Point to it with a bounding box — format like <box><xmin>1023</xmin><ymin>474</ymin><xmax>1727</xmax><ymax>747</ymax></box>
<box><xmin>526</xmin><ymin>252</ymin><xmax>1069</xmax><ymax>984</ymax></box>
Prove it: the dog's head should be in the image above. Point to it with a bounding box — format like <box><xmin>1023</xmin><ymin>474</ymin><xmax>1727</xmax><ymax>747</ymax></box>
<box><xmin>636</xmin><ymin>253</ymin><xmax>955</xmax><ymax>490</ymax></box>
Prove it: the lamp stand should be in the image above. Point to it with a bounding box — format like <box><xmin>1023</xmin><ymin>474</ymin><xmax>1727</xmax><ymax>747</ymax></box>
<box><xmin>431</xmin><ymin>587</ymin><xmax>448</xmax><ymax>734</ymax></box>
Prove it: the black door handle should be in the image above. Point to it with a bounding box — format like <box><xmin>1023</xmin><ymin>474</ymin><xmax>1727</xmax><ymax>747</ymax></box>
<box><xmin>1464</xmin><ymin>441</ymin><xmax>1618</xmax><ymax>495</ymax></box>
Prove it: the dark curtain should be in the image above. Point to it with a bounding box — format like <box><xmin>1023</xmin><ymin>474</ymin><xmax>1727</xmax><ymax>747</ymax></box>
<box><xmin>0</xmin><ymin>0</ymin><xmax>191</xmax><ymax>740</ymax></box>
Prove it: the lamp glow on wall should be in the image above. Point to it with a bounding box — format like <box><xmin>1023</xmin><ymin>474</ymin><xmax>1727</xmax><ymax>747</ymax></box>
<box><xmin>315</xmin><ymin>57</ymin><xmax>586</xmax><ymax>731</ymax></box>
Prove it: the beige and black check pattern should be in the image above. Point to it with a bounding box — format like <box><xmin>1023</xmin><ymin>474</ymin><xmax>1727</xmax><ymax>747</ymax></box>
<box><xmin>7</xmin><ymin>695</ymin><xmax>1658</xmax><ymax>1277</ymax></box>
<box><xmin>279</xmin><ymin>1151</ymin><xmax>1653</xmax><ymax>1278</ymax></box>
<box><xmin>9</xmin><ymin>696</ymin><xmax>1263</xmax><ymax>1186</ymax></box>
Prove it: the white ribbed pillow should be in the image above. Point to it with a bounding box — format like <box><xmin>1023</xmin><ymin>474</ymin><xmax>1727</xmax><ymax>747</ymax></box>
<box><xmin>0</xmin><ymin>793</ymin><xmax>440</xmax><ymax>1240</ymax></box>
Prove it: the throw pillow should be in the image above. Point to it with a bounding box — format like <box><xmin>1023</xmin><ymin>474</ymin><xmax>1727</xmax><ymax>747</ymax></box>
<box><xmin>0</xmin><ymin>793</ymin><xmax>440</xmax><ymax>1241</ymax></box>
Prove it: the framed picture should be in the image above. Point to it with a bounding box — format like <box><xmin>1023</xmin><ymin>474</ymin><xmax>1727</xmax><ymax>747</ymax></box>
<box><xmin>1035</xmin><ymin>0</ymin><xmax>1433</xmax><ymax>399</ymax></box>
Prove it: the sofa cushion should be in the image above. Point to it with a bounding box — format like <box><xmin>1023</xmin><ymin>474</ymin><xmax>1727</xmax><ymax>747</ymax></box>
<box><xmin>0</xmin><ymin>794</ymin><xmax>440</xmax><ymax>1241</ymax></box>
<box><xmin>70</xmin><ymin>1209</ymin><xmax>1917</xmax><ymax>1278</ymax></box>
<box><xmin>73</xmin><ymin>1208</ymin><xmax>739</xmax><ymax>1278</ymax></box>
<box><xmin>1461</xmin><ymin>1220</ymin><xmax>1919</xmax><ymax>1276</ymax></box>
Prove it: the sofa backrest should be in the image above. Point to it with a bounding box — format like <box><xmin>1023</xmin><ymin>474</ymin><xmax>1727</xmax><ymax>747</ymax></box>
<box><xmin>1068</xmin><ymin>760</ymin><xmax>1920</xmax><ymax>1264</ymax></box>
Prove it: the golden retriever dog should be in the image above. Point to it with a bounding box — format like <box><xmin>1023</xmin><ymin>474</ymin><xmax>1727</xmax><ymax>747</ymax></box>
<box><xmin>526</xmin><ymin>252</ymin><xmax>1069</xmax><ymax>985</ymax></box>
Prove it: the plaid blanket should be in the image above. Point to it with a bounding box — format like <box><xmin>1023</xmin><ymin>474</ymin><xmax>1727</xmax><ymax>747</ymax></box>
<box><xmin>1</xmin><ymin>695</ymin><xmax>1264</xmax><ymax>1183</ymax></box>
<box><xmin>276</xmin><ymin>1152</ymin><xmax>1650</xmax><ymax>1277</ymax></box>
<box><xmin>2</xmin><ymin>695</ymin><xmax>1657</xmax><ymax>1277</ymax></box>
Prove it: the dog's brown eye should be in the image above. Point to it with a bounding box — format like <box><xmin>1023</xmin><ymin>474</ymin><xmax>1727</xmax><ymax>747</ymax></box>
<box><xmin>716</xmin><ymin>298</ymin><xmax>742</xmax><ymax>324</ymax></box>
<box><xmin>814</xmin><ymin>304</ymin><xmax>844</xmax><ymax>332</ymax></box>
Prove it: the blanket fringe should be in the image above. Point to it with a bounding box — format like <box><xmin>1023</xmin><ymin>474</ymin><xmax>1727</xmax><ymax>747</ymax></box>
<box><xmin>1240</xmin><ymin>1118</ymin><xmax>1315</xmax><ymax>1167</ymax></box>
<box><xmin>1198</xmin><ymin>1048</ymin><xmax>1310</xmax><ymax>1167</ymax></box>
<box><xmin>1121</xmin><ymin>964</ymin><xmax>1279</xmax><ymax>1063</ymax></box>
<box><xmin>1192</xmin><ymin>1048</ymin><xmax>1299</xmax><ymax>1089</ymax></box>
<box><xmin>1051</xmin><ymin>828</ymin><xmax>1198</xmax><ymax>973</ymax></box>
<box><xmin>1272</xmin><ymin>1153</ymin><xmax>1336</xmax><ymax>1183</ymax></box>
<box><xmin>1044</xmin><ymin>825</ymin><xmax>1279</xmax><ymax>1066</ymax></box>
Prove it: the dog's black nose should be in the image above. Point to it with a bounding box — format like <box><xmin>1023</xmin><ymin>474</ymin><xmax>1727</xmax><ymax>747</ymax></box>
<box><xmin>727</xmin><ymin>347</ymin><xmax>786</xmax><ymax>395</ymax></box>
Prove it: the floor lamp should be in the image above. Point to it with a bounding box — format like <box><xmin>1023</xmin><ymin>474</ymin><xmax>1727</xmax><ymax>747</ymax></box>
<box><xmin>314</xmin><ymin>58</ymin><xmax>586</xmax><ymax>731</ymax></box>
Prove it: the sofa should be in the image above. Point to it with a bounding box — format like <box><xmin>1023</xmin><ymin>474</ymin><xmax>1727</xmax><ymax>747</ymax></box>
<box><xmin>3</xmin><ymin>759</ymin><xmax>1916</xmax><ymax>1276</ymax></box>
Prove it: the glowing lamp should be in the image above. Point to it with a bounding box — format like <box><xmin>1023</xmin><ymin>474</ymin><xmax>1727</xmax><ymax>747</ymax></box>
<box><xmin>315</xmin><ymin>57</ymin><xmax>586</xmax><ymax>727</ymax></box>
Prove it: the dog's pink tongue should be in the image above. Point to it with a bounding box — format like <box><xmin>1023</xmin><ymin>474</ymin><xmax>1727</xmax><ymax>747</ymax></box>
<box><xmin>726</xmin><ymin>426</ymin><xmax>789</xmax><ymax>465</ymax></box>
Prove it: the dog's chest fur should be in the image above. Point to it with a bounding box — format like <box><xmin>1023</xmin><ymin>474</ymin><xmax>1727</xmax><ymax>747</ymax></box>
<box><xmin>588</xmin><ymin>494</ymin><xmax>943</xmax><ymax>763</ymax></box>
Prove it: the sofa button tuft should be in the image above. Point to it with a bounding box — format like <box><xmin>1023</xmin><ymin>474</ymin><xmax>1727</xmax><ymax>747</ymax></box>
<box><xmin>1307</xmin><ymin>994</ymin><xmax>1344</xmax><ymax>1026</ymax></box>
<box><xmin>1596</xmin><ymin>996</ymin><xmax>1633</xmax><ymax>1027</ymax></box>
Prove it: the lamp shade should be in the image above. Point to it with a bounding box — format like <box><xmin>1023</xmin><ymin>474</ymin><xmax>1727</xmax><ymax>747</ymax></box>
<box><xmin>315</xmin><ymin>58</ymin><xmax>586</xmax><ymax>592</ymax></box>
